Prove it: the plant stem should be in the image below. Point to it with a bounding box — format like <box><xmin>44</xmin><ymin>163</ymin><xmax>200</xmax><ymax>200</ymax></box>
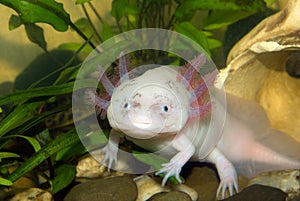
<box><xmin>138</xmin><ymin>0</ymin><xmax>146</xmax><ymax>28</ymax></box>
<box><xmin>88</xmin><ymin>2</ymin><xmax>104</xmax><ymax>24</ymax></box>
<box><xmin>81</xmin><ymin>3</ymin><xmax>103</xmax><ymax>43</ymax></box>
<box><xmin>69</xmin><ymin>22</ymin><xmax>98</xmax><ymax>51</ymax></box>
<box><xmin>158</xmin><ymin>0</ymin><xmax>164</xmax><ymax>28</ymax></box>
<box><xmin>166</xmin><ymin>1</ymin><xmax>180</xmax><ymax>29</ymax></box>
<box><xmin>116</xmin><ymin>20</ymin><xmax>123</xmax><ymax>33</ymax></box>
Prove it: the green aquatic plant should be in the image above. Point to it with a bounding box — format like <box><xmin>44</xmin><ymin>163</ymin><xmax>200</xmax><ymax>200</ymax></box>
<box><xmin>0</xmin><ymin>0</ymin><xmax>275</xmax><ymax>195</ymax></box>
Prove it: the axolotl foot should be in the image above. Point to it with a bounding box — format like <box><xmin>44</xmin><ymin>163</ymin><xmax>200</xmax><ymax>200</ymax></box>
<box><xmin>216</xmin><ymin>167</ymin><xmax>238</xmax><ymax>199</ymax></box>
<box><xmin>207</xmin><ymin>148</ymin><xmax>239</xmax><ymax>199</ymax></box>
<box><xmin>100</xmin><ymin>131</ymin><xmax>120</xmax><ymax>171</ymax></box>
<box><xmin>155</xmin><ymin>135</ymin><xmax>196</xmax><ymax>186</ymax></box>
<box><xmin>155</xmin><ymin>160</ymin><xmax>183</xmax><ymax>186</ymax></box>
<box><xmin>100</xmin><ymin>144</ymin><xmax>118</xmax><ymax>171</ymax></box>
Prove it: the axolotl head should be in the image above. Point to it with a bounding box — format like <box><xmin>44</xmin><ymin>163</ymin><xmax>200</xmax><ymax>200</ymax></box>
<box><xmin>90</xmin><ymin>53</ymin><xmax>212</xmax><ymax>140</ymax></box>
<box><xmin>107</xmin><ymin>66</ymin><xmax>190</xmax><ymax>139</ymax></box>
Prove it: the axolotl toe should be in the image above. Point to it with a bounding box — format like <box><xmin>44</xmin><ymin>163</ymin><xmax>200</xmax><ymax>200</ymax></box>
<box><xmin>90</xmin><ymin>54</ymin><xmax>300</xmax><ymax>199</ymax></box>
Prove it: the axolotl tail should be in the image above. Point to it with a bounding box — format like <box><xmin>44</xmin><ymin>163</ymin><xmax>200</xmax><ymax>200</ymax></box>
<box><xmin>216</xmin><ymin>91</ymin><xmax>300</xmax><ymax>179</ymax></box>
<box><xmin>232</xmin><ymin>129</ymin><xmax>300</xmax><ymax>178</ymax></box>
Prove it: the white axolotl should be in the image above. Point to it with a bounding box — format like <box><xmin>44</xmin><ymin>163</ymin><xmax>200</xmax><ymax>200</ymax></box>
<box><xmin>88</xmin><ymin>53</ymin><xmax>300</xmax><ymax>198</ymax></box>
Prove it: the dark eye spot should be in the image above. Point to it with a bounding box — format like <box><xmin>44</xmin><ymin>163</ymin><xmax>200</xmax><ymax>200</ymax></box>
<box><xmin>162</xmin><ymin>105</ymin><xmax>169</xmax><ymax>112</ymax></box>
<box><xmin>124</xmin><ymin>102</ymin><xmax>131</xmax><ymax>109</ymax></box>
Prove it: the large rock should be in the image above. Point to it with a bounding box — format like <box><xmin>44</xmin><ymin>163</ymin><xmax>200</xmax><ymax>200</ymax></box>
<box><xmin>220</xmin><ymin>0</ymin><xmax>300</xmax><ymax>143</ymax></box>
<box><xmin>64</xmin><ymin>176</ymin><xmax>137</xmax><ymax>201</ymax></box>
<box><xmin>221</xmin><ymin>184</ymin><xmax>287</xmax><ymax>201</ymax></box>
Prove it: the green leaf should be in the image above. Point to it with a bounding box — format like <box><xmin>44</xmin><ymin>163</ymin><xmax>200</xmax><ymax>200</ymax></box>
<box><xmin>24</xmin><ymin>23</ymin><xmax>47</xmax><ymax>50</ymax></box>
<box><xmin>0</xmin><ymin>0</ymin><xmax>71</xmax><ymax>31</ymax></box>
<box><xmin>55</xmin><ymin>142</ymin><xmax>86</xmax><ymax>161</ymax></box>
<box><xmin>74</xmin><ymin>18</ymin><xmax>93</xmax><ymax>36</ymax></box>
<box><xmin>102</xmin><ymin>22</ymin><xmax>116</xmax><ymax>41</ymax></box>
<box><xmin>264</xmin><ymin>0</ymin><xmax>276</xmax><ymax>6</ymax></box>
<box><xmin>53</xmin><ymin>65</ymin><xmax>80</xmax><ymax>85</ymax></box>
<box><xmin>207</xmin><ymin>38</ymin><xmax>222</xmax><ymax>49</ymax></box>
<box><xmin>5</xmin><ymin>128</ymin><xmax>80</xmax><ymax>184</ymax></box>
<box><xmin>8</xmin><ymin>14</ymin><xmax>22</xmax><ymax>30</ymax></box>
<box><xmin>133</xmin><ymin>151</ymin><xmax>168</xmax><ymax>170</ymax></box>
<box><xmin>175</xmin><ymin>0</ymin><xmax>266</xmax><ymax>21</ymax></box>
<box><xmin>203</xmin><ymin>10</ymin><xmax>254</xmax><ymax>30</ymax></box>
<box><xmin>0</xmin><ymin>81</ymin><xmax>95</xmax><ymax>138</ymax></box>
<box><xmin>0</xmin><ymin>101</ymin><xmax>43</xmax><ymax>138</ymax></box>
<box><xmin>52</xmin><ymin>164</ymin><xmax>76</xmax><ymax>194</ymax></box>
<box><xmin>75</xmin><ymin>0</ymin><xmax>91</xmax><ymax>4</ymax></box>
<box><xmin>8</xmin><ymin>135</ymin><xmax>41</xmax><ymax>152</ymax></box>
<box><xmin>55</xmin><ymin>129</ymin><xmax>106</xmax><ymax>161</ymax></box>
<box><xmin>9</xmin><ymin>104</ymin><xmax>70</xmax><ymax>138</ymax></box>
<box><xmin>111</xmin><ymin>0</ymin><xmax>138</xmax><ymax>22</ymax></box>
<box><xmin>174</xmin><ymin>22</ymin><xmax>210</xmax><ymax>54</ymax></box>
<box><xmin>0</xmin><ymin>152</ymin><xmax>20</xmax><ymax>162</ymax></box>
<box><xmin>201</xmin><ymin>31</ymin><xmax>213</xmax><ymax>37</ymax></box>
<box><xmin>58</xmin><ymin>43</ymin><xmax>93</xmax><ymax>54</ymax></box>
<box><xmin>0</xmin><ymin>80</ymin><xmax>95</xmax><ymax>106</ymax></box>
<box><xmin>0</xmin><ymin>178</ymin><xmax>13</xmax><ymax>186</ymax></box>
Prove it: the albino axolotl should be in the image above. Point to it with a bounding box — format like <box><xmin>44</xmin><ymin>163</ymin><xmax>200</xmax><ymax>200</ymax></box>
<box><xmin>88</xmin><ymin>53</ymin><xmax>300</xmax><ymax>198</ymax></box>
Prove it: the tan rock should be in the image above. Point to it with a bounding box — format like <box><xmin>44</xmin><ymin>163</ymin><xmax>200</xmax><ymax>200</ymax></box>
<box><xmin>9</xmin><ymin>188</ymin><xmax>52</xmax><ymax>201</ymax></box>
<box><xmin>220</xmin><ymin>0</ymin><xmax>300</xmax><ymax>143</ymax></box>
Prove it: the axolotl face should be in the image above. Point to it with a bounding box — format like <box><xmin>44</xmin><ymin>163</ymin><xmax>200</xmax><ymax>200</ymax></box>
<box><xmin>107</xmin><ymin>67</ymin><xmax>190</xmax><ymax>139</ymax></box>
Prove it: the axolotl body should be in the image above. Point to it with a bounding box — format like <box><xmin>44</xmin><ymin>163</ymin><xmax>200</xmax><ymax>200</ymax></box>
<box><xmin>91</xmin><ymin>53</ymin><xmax>300</xmax><ymax>198</ymax></box>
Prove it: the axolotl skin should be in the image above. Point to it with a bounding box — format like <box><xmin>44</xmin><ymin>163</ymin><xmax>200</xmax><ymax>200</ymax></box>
<box><xmin>91</xmin><ymin>53</ymin><xmax>300</xmax><ymax>198</ymax></box>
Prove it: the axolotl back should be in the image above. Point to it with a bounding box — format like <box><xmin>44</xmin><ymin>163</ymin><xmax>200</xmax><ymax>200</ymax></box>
<box><xmin>90</xmin><ymin>53</ymin><xmax>300</xmax><ymax>198</ymax></box>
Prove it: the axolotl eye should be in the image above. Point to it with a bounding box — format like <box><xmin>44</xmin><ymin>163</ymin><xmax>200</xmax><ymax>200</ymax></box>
<box><xmin>161</xmin><ymin>105</ymin><xmax>169</xmax><ymax>112</ymax></box>
<box><xmin>123</xmin><ymin>102</ymin><xmax>131</xmax><ymax>109</ymax></box>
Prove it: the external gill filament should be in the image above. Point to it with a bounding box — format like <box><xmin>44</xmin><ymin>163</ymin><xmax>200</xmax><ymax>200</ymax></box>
<box><xmin>97</xmin><ymin>65</ymin><xmax>115</xmax><ymax>97</ymax></box>
<box><xmin>119</xmin><ymin>52</ymin><xmax>130</xmax><ymax>83</ymax></box>
<box><xmin>180</xmin><ymin>53</ymin><xmax>207</xmax><ymax>89</ymax></box>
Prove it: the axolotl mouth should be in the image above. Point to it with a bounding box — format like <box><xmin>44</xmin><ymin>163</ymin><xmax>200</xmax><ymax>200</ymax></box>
<box><xmin>119</xmin><ymin>125</ymin><xmax>178</xmax><ymax>139</ymax></box>
<box><xmin>132</xmin><ymin>122</ymin><xmax>152</xmax><ymax>129</ymax></box>
<box><xmin>114</xmin><ymin>116</ymin><xmax>181</xmax><ymax>139</ymax></box>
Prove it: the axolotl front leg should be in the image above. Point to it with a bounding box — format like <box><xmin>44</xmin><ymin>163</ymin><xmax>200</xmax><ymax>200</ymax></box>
<box><xmin>147</xmin><ymin>131</ymin><xmax>238</xmax><ymax>199</ymax></box>
<box><xmin>102</xmin><ymin>129</ymin><xmax>196</xmax><ymax>185</ymax></box>
<box><xmin>101</xmin><ymin>129</ymin><xmax>121</xmax><ymax>169</ymax></box>
<box><xmin>155</xmin><ymin>133</ymin><xmax>195</xmax><ymax>186</ymax></box>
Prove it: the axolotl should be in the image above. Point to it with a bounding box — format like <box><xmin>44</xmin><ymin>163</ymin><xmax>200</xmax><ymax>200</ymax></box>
<box><xmin>89</xmin><ymin>53</ymin><xmax>300</xmax><ymax>198</ymax></box>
